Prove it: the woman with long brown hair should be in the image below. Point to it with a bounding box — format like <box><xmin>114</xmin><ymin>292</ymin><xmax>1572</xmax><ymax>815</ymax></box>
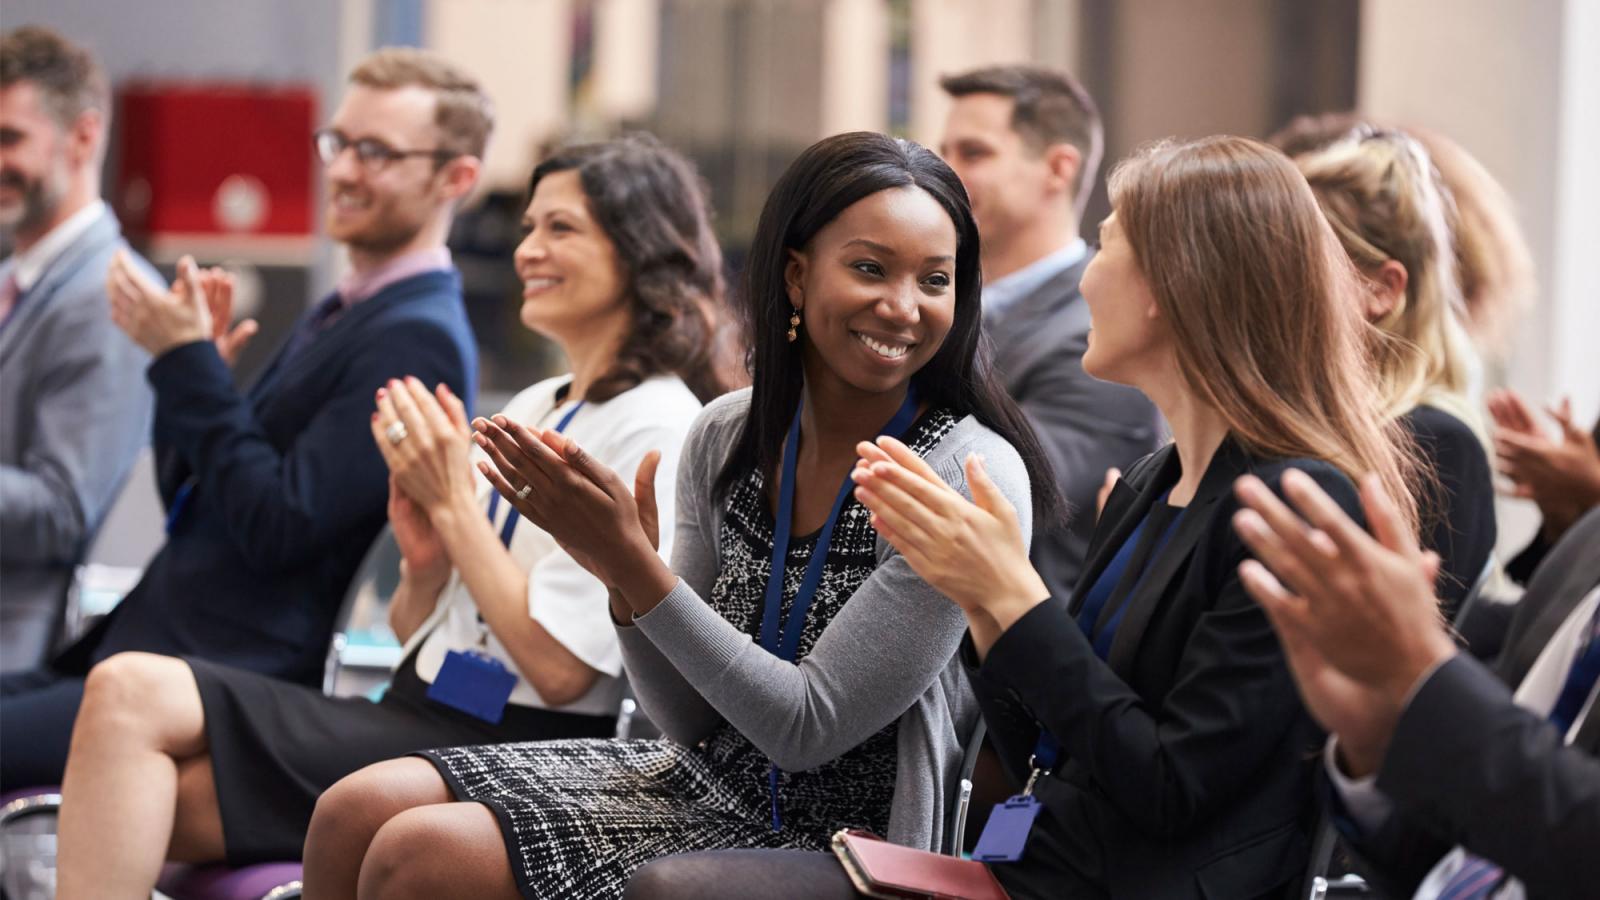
<box><xmin>627</xmin><ymin>135</ymin><xmax>1421</xmax><ymax>900</ymax></box>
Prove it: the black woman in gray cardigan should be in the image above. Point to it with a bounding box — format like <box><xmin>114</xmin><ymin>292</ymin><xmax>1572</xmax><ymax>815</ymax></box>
<box><xmin>300</xmin><ymin>131</ymin><xmax>1061</xmax><ymax>900</ymax></box>
<box><xmin>625</xmin><ymin>138</ymin><xmax>1428</xmax><ymax>900</ymax></box>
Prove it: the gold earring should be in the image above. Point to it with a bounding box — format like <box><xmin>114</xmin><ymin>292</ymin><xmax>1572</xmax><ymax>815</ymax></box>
<box><xmin>787</xmin><ymin>310</ymin><xmax>801</xmax><ymax>343</ymax></box>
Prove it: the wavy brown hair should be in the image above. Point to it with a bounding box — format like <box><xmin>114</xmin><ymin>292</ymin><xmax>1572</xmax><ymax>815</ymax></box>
<box><xmin>530</xmin><ymin>134</ymin><xmax>735</xmax><ymax>404</ymax></box>
<box><xmin>1108</xmin><ymin>136</ymin><xmax>1422</xmax><ymax>536</ymax></box>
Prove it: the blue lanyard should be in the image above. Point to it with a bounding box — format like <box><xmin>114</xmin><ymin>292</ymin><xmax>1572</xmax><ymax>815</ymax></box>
<box><xmin>486</xmin><ymin>399</ymin><xmax>585</xmax><ymax>547</ymax></box>
<box><xmin>1028</xmin><ymin>494</ymin><xmax>1184</xmax><ymax>793</ymax></box>
<box><xmin>165</xmin><ymin>478</ymin><xmax>199</xmax><ymax>535</ymax></box>
<box><xmin>1077</xmin><ymin>494</ymin><xmax>1185</xmax><ymax>660</ymax></box>
<box><xmin>762</xmin><ymin>385</ymin><xmax>920</xmax><ymax>830</ymax></box>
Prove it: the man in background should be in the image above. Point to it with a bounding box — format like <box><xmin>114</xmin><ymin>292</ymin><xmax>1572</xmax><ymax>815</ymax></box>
<box><xmin>0</xmin><ymin>26</ymin><xmax>158</xmax><ymax>672</ymax></box>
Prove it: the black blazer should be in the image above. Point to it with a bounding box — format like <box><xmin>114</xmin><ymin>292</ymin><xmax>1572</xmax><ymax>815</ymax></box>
<box><xmin>54</xmin><ymin>269</ymin><xmax>478</xmax><ymax>686</ymax></box>
<box><xmin>1403</xmin><ymin>404</ymin><xmax>1495</xmax><ymax>616</ymax></box>
<box><xmin>967</xmin><ymin>439</ymin><xmax>1359</xmax><ymax>900</ymax></box>
<box><xmin>1348</xmin><ymin>507</ymin><xmax>1600</xmax><ymax>899</ymax></box>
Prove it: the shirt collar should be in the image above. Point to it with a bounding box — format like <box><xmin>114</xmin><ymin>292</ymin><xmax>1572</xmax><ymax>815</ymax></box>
<box><xmin>11</xmin><ymin>200</ymin><xmax>110</xmax><ymax>292</ymax></box>
<box><xmin>336</xmin><ymin>245</ymin><xmax>452</xmax><ymax>306</ymax></box>
<box><xmin>982</xmin><ymin>238</ymin><xmax>1088</xmax><ymax>319</ymax></box>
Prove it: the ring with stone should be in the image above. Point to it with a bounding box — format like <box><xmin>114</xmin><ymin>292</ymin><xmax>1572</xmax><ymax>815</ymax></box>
<box><xmin>515</xmin><ymin>484</ymin><xmax>533</xmax><ymax>500</ymax></box>
<box><xmin>385</xmin><ymin>421</ymin><xmax>409</xmax><ymax>446</ymax></box>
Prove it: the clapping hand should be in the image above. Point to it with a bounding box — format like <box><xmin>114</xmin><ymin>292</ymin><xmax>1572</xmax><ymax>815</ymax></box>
<box><xmin>195</xmin><ymin>265</ymin><xmax>259</xmax><ymax>366</ymax></box>
<box><xmin>470</xmin><ymin>415</ymin><xmax>672</xmax><ymax>605</ymax></box>
<box><xmin>106</xmin><ymin>252</ymin><xmax>258</xmax><ymax>363</ymax></box>
<box><xmin>1231</xmin><ymin>469</ymin><xmax>1456</xmax><ymax>778</ymax></box>
<box><xmin>370</xmin><ymin>376</ymin><xmax>477</xmax><ymax>516</ymax></box>
<box><xmin>850</xmin><ymin>436</ymin><xmax>1048</xmax><ymax>656</ymax></box>
<box><xmin>386</xmin><ymin>474</ymin><xmax>450</xmax><ymax>587</ymax></box>
<box><xmin>1488</xmin><ymin>389</ymin><xmax>1600</xmax><ymax>540</ymax></box>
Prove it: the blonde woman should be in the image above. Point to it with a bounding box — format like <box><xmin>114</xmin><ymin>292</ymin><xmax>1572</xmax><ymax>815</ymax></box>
<box><xmin>1289</xmin><ymin>127</ymin><xmax>1496</xmax><ymax>614</ymax></box>
<box><xmin>1271</xmin><ymin>114</ymin><xmax>1536</xmax><ymax>363</ymax></box>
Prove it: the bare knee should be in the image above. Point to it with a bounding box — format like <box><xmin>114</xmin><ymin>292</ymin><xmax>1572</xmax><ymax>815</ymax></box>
<box><xmin>77</xmin><ymin>653</ymin><xmax>203</xmax><ymax>753</ymax></box>
<box><xmin>357</xmin><ymin>810</ymin><xmax>445</xmax><ymax>899</ymax></box>
<box><xmin>306</xmin><ymin>759</ymin><xmax>452</xmax><ymax>866</ymax></box>
<box><xmin>358</xmin><ymin>805</ymin><xmax>514</xmax><ymax>900</ymax></box>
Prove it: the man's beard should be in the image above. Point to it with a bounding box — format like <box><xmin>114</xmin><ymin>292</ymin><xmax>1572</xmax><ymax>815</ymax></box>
<box><xmin>0</xmin><ymin>166</ymin><xmax>66</xmax><ymax>236</ymax></box>
<box><xmin>337</xmin><ymin>204</ymin><xmax>428</xmax><ymax>259</ymax></box>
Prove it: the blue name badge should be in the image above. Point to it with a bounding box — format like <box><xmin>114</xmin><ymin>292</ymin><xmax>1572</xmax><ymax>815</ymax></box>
<box><xmin>426</xmin><ymin>649</ymin><xmax>516</xmax><ymax>724</ymax></box>
<box><xmin>971</xmin><ymin>794</ymin><xmax>1044</xmax><ymax>863</ymax></box>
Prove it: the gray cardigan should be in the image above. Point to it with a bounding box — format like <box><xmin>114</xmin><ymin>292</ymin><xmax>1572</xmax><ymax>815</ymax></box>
<box><xmin>616</xmin><ymin>388</ymin><xmax>1033</xmax><ymax>850</ymax></box>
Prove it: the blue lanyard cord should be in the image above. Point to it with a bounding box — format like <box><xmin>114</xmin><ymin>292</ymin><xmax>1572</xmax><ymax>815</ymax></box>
<box><xmin>164</xmin><ymin>478</ymin><xmax>199</xmax><ymax>535</ymax></box>
<box><xmin>485</xmin><ymin>399</ymin><xmax>585</xmax><ymax>547</ymax></box>
<box><xmin>762</xmin><ymin>386</ymin><xmax>920</xmax><ymax>830</ymax></box>
<box><xmin>1033</xmin><ymin>494</ymin><xmax>1185</xmax><ymax>793</ymax></box>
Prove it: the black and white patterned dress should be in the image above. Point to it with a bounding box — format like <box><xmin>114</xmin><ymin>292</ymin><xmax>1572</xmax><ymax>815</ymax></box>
<box><xmin>419</xmin><ymin>409</ymin><xmax>959</xmax><ymax>899</ymax></box>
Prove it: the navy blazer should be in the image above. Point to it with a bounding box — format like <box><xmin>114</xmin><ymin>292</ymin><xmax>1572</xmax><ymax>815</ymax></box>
<box><xmin>968</xmin><ymin>439</ymin><xmax>1359</xmax><ymax>900</ymax></box>
<box><xmin>55</xmin><ymin>268</ymin><xmax>477</xmax><ymax>686</ymax></box>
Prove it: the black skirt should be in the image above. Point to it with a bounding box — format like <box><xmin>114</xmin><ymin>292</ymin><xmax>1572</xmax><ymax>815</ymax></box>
<box><xmin>186</xmin><ymin>652</ymin><xmax>616</xmax><ymax>864</ymax></box>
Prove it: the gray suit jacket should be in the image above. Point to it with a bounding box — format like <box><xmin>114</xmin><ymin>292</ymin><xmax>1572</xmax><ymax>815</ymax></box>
<box><xmin>984</xmin><ymin>253</ymin><xmax>1163</xmax><ymax>602</ymax></box>
<box><xmin>0</xmin><ymin>210</ymin><xmax>156</xmax><ymax>669</ymax></box>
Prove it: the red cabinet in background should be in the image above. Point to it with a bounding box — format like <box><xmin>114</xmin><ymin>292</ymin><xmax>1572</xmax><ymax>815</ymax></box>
<box><xmin>115</xmin><ymin>83</ymin><xmax>317</xmax><ymax>248</ymax></box>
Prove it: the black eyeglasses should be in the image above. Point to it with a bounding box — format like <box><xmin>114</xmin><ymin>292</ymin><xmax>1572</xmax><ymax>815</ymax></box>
<box><xmin>313</xmin><ymin>128</ymin><xmax>456</xmax><ymax>171</ymax></box>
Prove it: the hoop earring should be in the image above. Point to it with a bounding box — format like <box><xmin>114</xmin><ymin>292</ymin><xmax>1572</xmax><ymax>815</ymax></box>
<box><xmin>786</xmin><ymin>310</ymin><xmax>801</xmax><ymax>343</ymax></box>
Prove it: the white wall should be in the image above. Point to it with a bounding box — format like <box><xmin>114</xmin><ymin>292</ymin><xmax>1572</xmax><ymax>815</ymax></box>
<box><xmin>1360</xmin><ymin>0</ymin><xmax>1600</xmax><ymax>553</ymax></box>
<box><xmin>423</xmin><ymin>0</ymin><xmax>573</xmax><ymax>191</ymax></box>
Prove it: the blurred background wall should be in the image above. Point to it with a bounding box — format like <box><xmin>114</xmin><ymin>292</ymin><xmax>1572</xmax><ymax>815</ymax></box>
<box><xmin>4</xmin><ymin>0</ymin><xmax>1595</xmax><ymax>551</ymax></box>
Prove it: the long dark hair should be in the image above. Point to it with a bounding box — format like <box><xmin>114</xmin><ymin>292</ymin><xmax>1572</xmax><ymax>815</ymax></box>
<box><xmin>529</xmin><ymin>134</ymin><xmax>733</xmax><ymax>404</ymax></box>
<box><xmin>714</xmin><ymin>131</ymin><xmax>1062</xmax><ymax>526</ymax></box>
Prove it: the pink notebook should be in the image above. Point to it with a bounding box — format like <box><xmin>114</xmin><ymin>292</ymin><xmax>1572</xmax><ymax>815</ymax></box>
<box><xmin>831</xmin><ymin>829</ymin><xmax>1011</xmax><ymax>900</ymax></box>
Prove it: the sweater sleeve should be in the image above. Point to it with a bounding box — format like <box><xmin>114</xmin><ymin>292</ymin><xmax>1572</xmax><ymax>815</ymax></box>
<box><xmin>147</xmin><ymin>316</ymin><xmax>471</xmax><ymax>575</ymax></box>
<box><xmin>628</xmin><ymin>421</ymin><xmax>1030</xmax><ymax>772</ymax></box>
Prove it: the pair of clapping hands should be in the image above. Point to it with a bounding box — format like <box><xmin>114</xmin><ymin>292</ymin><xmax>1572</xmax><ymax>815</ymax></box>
<box><xmin>850</xmin><ymin>441</ymin><xmax>1456</xmax><ymax>782</ymax></box>
<box><xmin>106</xmin><ymin>252</ymin><xmax>258</xmax><ymax>364</ymax></box>
<box><xmin>1488</xmin><ymin>389</ymin><xmax>1600</xmax><ymax>541</ymax></box>
<box><xmin>368</xmin><ymin>379</ymin><xmax>668</xmax><ymax>601</ymax></box>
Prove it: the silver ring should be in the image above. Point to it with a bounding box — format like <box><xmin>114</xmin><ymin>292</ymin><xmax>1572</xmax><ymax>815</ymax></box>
<box><xmin>385</xmin><ymin>421</ymin><xmax>409</xmax><ymax>445</ymax></box>
<box><xmin>515</xmin><ymin>484</ymin><xmax>533</xmax><ymax>500</ymax></box>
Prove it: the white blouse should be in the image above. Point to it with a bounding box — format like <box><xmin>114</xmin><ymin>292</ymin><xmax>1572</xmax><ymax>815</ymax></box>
<box><xmin>401</xmin><ymin>373</ymin><xmax>703</xmax><ymax>718</ymax></box>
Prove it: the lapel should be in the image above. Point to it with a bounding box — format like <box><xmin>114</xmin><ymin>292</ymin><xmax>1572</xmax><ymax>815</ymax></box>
<box><xmin>247</xmin><ymin>276</ymin><xmax>418</xmax><ymax>407</ymax></box>
<box><xmin>1496</xmin><ymin>514</ymin><xmax>1600</xmax><ymax>689</ymax></box>
<box><xmin>0</xmin><ymin>212</ymin><xmax>120</xmax><ymax>364</ymax></box>
<box><xmin>1577</xmin><ymin>694</ymin><xmax>1600</xmax><ymax>753</ymax></box>
<box><xmin>1068</xmin><ymin>444</ymin><xmax>1179</xmax><ymax>619</ymax></box>
<box><xmin>1104</xmin><ymin>438</ymin><xmax>1254</xmax><ymax>678</ymax></box>
<box><xmin>984</xmin><ymin>252</ymin><xmax>1092</xmax><ymax>352</ymax></box>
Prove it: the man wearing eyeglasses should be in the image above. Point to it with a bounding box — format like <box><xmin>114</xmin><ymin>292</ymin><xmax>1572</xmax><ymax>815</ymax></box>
<box><xmin>0</xmin><ymin>48</ymin><xmax>485</xmax><ymax>791</ymax></box>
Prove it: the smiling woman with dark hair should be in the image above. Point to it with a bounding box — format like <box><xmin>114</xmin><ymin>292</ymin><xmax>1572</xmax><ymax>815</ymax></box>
<box><xmin>298</xmin><ymin>131</ymin><xmax>1057</xmax><ymax>900</ymax></box>
<box><xmin>48</xmin><ymin>133</ymin><xmax>727</xmax><ymax>900</ymax></box>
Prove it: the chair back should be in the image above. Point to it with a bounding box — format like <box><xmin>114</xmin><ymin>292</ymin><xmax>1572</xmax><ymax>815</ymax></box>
<box><xmin>323</xmin><ymin>525</ymin><xmax>400</xmax><ymax>696</ymax></box>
